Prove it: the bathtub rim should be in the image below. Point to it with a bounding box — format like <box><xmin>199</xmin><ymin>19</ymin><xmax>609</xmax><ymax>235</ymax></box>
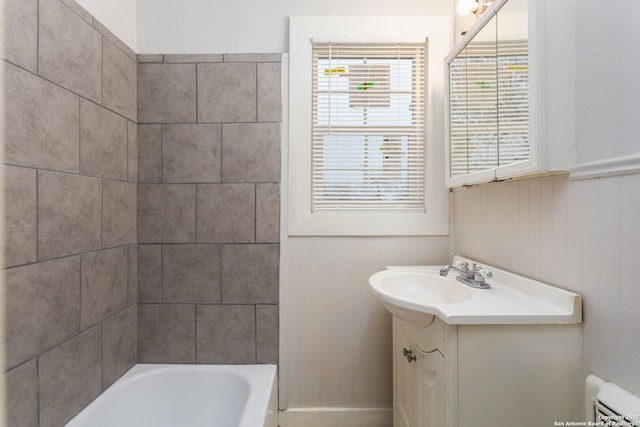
<box><xmin>65</xmin><ymin>363</ymin><xmax>278</xmax><ymax>427</ymax></box>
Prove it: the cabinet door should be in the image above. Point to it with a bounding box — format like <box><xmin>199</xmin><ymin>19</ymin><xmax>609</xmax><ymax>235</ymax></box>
<box><xmin>415</xmin><ymin>348</ymin><xmax>445</xmax><ymax>427</ymax></box>
<box><xmin>394</xmin><ymin>319</ymin><xmax>446</xmax><ymax>427</ymax></box>
<box><xmin>394</xmin><ymin>320</ymin><xmax>417</xmax><ymax>427</ymax></box>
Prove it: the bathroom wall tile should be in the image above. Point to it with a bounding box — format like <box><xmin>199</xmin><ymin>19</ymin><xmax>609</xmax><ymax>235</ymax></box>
<box><xmin>137</xmin><ymin>54</ymin><xmax>164</xmax><ymax>63</ymax></box>
<box><xmin>256</xmin><ymin>305</ymin><xmax>279</xmax><ymax>364</ymax></box>
<box><xmin>6</xmin><ymin>359</ymin><xmax>38</xmax><ymax>427</ymax></box>
<box><xmin>197</xmin><ymin>63</ymin><xmax>257</xmax><ymax>122</ymax></box>
<box><xmin>80</xmin><ymin>247</ymin><xmax>128</xmax><ymax>330</ymax></box>
<box><xmin>223</xmin><ymin>53</ymin><xmax>282</xmax><ymax>63</ymax></box>
<box><xmin>103</xmin><ymin>180</ymin><xmax>136</xmax><ymax>248</ymax></box>
<box><xmin>222</xmin><ymin>244</ymin><xmax>279</xmax><ymax>304</ymax></box>
<box><xmin>39</xmin><ymin>326</ymin><xmax>102</xmax><ymax>427</ymax></box>
<box><xmin>4</xmin><ymin>63</ymin><xmax>79</xmax><ymax>173</ymax></box>
<box><xmin>138</xmin><ymin>304</ymin><xmax>196</xmax><ymax>363</ymax></box>
<box><xmin>196</xmin><ymin>305</ymin><xmax>256</xmax><ymax>364</ymax></box>
<box><xmin>138</xmin><ymin>124</ymin><xmax>162</xmax><ymax>183</ymax></box>
<box><xmin>4</xmin><ymin>166</ymin><xmax>37</xmax><ymax>267</ymax></box>
<box><xmin>128</xmin><ymin>121</ymin><xmax>138</xmax><ymax>183</ymax></box>
<box><xmin>39</xmin><ymin>0</ymin><xmax>102</xmax><ymax>102</ymax></box>
<box><xmin>103</xmin><ymin>305</ymin><xmax>137</xmax><ymax>389</ymax></box>
<box><xmin>162</xmin><ymin>124</ymin><xmax>221</xmax><ymax>183</ymax></box>
<box><xmin>138</xmin><ymin>184</ymin><xmax>196</xmax><ymax>243</ymax></box>
<box><xmin>127</xmin><ymin>245</ymin><xmax>138</xmax><ymax>307</ymax></box>
<box><xmin>163</xmin><ymin>244</ymin><xmax>221</xmax><ymax>303</ymax></box>
<box><xmin>80</xmin><ymin>100</ymin><xmax>128</xmax><ymax>180</ymax></box>
<box><xmin>164</xmin><ymin>54</ymin><xmax>223</xmax><ymax>63</ymax></box>
<box><xmin>137</xmin><ymin>245</ymin><xmax>162</xmax><ymax>303</ymax></box>
<box><xmin>256</xmin><ymin>183</ymin><xmax>280</xmax><ymax>243</ymax></box>
<box><xmin>103</xmin><ymin>38</ymin><xmax>137</xmax><ymax>121</ymax></box>
<box><xmin>196</xmin><ymin>184</ymin><xmax>255</xmax><ymax>243</ymax></box>
<box><xmin>5</xmin><ymin>258</ymin><xmax>80</xmax><ymax>368</ymax></box>
<box><xmin>59</xmin><ymin>0</ymin><xmax>92</xmax><ymax>25</ymax></box>
<box><xmin>138</xmin><ymin>63</ymin><xmax>197</xmax><ymax>123</ymax></box>
<box><xmin>38</xmin><ymin>171</ymin><xmax>101</xmax><ymax>260</ymax></box>
<box><xmin>221</xmin><ymin>123</ymin><xmax>281</xmax><ymax>183</ymax></box>
<box><xmin>3</xmin><ymin>0</ymin><xmax>38</xmax><ymax>72</ymax></box>
<box><xmin>93</xmin><ymin>18</ymin><xmax>136</xmax><ymax>61</ymax></box>
<box><xmin>257</xmin><ymin>63</ymin><xmax>282</xmax><ymax>122</ymax></box>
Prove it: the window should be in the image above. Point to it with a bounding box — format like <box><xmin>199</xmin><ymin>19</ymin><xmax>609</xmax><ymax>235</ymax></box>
<box><xmin>311</xmin><ymin>43</ymin><xmax>426</xmax><ymax>210</ymax></box>
<box><xmin>288</xmin><ymin>16</ymin><xmax>450</xmax><ymax>235</ymax></box>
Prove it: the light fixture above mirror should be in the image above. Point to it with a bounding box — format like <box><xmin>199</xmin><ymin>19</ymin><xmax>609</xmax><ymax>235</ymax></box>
<box><xmin>456</xmin><ymin>0</ymin><xmax>494</xmax><ymax>16</ymax></box>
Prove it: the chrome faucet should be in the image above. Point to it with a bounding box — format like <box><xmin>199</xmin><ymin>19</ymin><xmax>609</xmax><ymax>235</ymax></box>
<box><xmin>439</xmin><ymin>261</ymin><xmax>492</xmax><ymax>289</ymax></box>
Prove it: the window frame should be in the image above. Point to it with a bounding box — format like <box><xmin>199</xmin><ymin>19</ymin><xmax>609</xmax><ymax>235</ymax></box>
<box><xmin>288</xmin><ymin>16</ymin><xmax>450</xmax><ymax>236</ymax></box>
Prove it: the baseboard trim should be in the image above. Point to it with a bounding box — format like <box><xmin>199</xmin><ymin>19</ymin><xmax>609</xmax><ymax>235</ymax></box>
<box><xmin>278</xmin><ymin>408</ymin><xmax>393</xmax><ymax>427</ymax></box>
<box><xmin>570</xmin><ymin>153</ymin><xmax>640</xmax><ymax>180</ymax></box>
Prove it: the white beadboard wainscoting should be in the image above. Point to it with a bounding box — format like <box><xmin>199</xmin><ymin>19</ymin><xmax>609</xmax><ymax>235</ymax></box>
<box><xmin>452</xmin><ymin>172</ymin><xmax>640</xmax><ymax>398</ymax></box>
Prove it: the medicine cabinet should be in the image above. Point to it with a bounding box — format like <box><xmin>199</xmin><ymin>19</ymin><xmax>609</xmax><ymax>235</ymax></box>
<box><xmin>445</xmin><ymin>0</ymin><xmax>575</xmax><ymax>187</ymax></box>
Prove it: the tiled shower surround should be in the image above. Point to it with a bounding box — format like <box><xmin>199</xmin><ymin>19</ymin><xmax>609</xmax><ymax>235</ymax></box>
<box><xmin>135</xmin><ymin>54</ymin><xmax>281</xmax><ymax>365</ymax></box>
<box><xmin>2</xmin><ymin>0</ymin><xmax>281</xmax><ymax>425</ymax></box>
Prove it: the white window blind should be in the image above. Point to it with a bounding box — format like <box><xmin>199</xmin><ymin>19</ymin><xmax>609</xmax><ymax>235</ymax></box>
<box><xmin>449</xmin><ymin>39</ymin><xmax>529</xmax><ymax>177</ymax></box>
<box><xmin>311</xmin><ymin>42</ymin><xmax>426</xmax><ymax>211</ymax></box>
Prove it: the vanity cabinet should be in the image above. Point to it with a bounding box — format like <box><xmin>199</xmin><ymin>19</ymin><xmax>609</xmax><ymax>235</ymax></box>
<box><xmin>445</xmin><ymin>0</ymin><xmax>575</xmax><ymax>187</ymax></box>
<box><xmin>393</xmin><ymin>315</ymin><xmax>581</xmax><ymax>427</ymax></box>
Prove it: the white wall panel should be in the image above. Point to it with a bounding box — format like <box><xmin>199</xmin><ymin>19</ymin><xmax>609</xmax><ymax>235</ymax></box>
<box><xmin>452</xmin><ymin>173</ymin><xmax>640</xmax><ymax>398</ymax></box>
<box><xmin>282</xmin><ymin>236</ymin><xmax>450</xmax><ymax>409</ymax></box>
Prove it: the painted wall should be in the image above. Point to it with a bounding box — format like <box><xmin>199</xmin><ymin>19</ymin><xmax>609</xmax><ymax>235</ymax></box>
<box><xmin>136</xmin><ymin>0</ymin><xmax>453</xmax><ymax>53</ymax></box>
<box><xmin>452</xmin><ymin>0</ymin><xmax>640</xmax><ymax>399</ymax></box>
<box><xmin>574</xmin><ymin>1</ymin><xmax>640</xmax><ymax>166</ymax></box>
<box><xmin>75</xmin><ymin>0</ymin><xmax>137</xmax><ymax>50</ymax></box>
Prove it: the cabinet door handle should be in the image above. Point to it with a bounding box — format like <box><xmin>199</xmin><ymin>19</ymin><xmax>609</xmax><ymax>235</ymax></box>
<box><xmin>402</xmin><ymin>347</ymin><xmax>417</xmax><ymax>363</ymax></box>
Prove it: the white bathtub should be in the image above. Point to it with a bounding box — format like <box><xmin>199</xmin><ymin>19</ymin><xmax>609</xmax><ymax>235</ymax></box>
<box><xmin>65</xmin><ymin>364</ymin><xmax>278</xmax><ymax>427</ymax></box>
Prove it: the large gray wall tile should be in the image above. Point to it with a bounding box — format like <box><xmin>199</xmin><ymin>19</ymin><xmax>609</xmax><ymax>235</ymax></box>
<box><xmin>137</xmin><ymin>245</ymin><xmax>162</xmax><ymax>303</ymax></box>
<box><xmin>103</xmin><ymin>179</ymin><xmax>137</xmax><ymax>248</ymax></box>
<box><xmin>128</xmin><ymin>121</ymin><xmax>138</xmax><ymax>183</ymax></box>
<box><xmin>4</xmin><ymin>166</ymin><xmax>37</xmax><ymax>267</ymax></box>
<box><xmin>197</xmin><ymin>63</ymin><xmax>257</xmax><ymax>122</ymax></box>
<box><xmin>256</xmin><ymin>305</ymin><xmax>279</xmax><ymax>364</ymax></box>
<box><xmin>196</xmin><ymin>305</ymin><xmax>256</xmax><ymax>364</ymax></box>
<box><xmin>222</xmin><ymin>244</ymin><xmax>279</xmax><ymax>304</ymax></box>
<box><xmin>256</xmin><ymin>183</ymin><xmax>280</xmax><ymax>243</ymax></box>
<box><xmin>257</xmin><ymin>63</ymin><xmax>282</xmax><ymax>122</ymax></box>
<box><xmin>6</xmin><ymin>359</ymin><xmax>38</xmax><ymax>427</ymax></box>
<box><xmin>103</xmin><ymin>39</ymin><xmax>137</xmax><ymax>121</ymax></box>
<box><xmin>93</xmin><ymin>18</ymin><xmax>136</xmax><ymax>61</ymax></box>
<box><xmin>39</xmin><ymin>326</ymin><xmax>102</xmax><ymax>427</ymax></box>
<box><xmin>38</xmin><ymin>171</ymin><xmax>101</xmax><ymax>260</ymax></box>
<box><xmin>164</xmin><ymin>54</ymin><xmax>223</xmax><ymax>63</ymax></box>
<box><xmin>138</xmin><ymin>124</ymin><xmax>162</xmax><ymax>183</ymax></box>
<box><xmin>138</xmin><ymin>304</ymin><xmax>195</xmax><ymax>363</ymax></box>
<box><xmin>162</xmin><ymin>124</ymin><xmax>221</xmax><ymax>183</ymax></box>
<box><xmin>3</xmin><ymin>0</ymin><xmax>38</xmax><ymax>72</ymax></box>
<box><xmin>221</xmin><ymin>123</ymin><xmax>281</xmax><ymax>182</ymax></box>
<box><xmin>127</xmin><ymin>245</ymin><xmax>138</xmax><ymax>307</ymax></box>
<box><xmin>39</xmin><ymin>0</ymin><xmax>102</xmax><ymax>102</ymax></box>
<box><xmin>59</xmin><ymin>0</ymin><xmax>92</xmax><ymax>24</ymax></box>
<box><xmin>6</xmin><ymin>258</ymin><xmax>80</xmax><ymax>368</ymax></box>
<box><xmin>80</xmin><ymin>247</ymin><xmax>128</xmax><ymax>330</ymax></box>
<box><xmin>103</xmin><ymin>306</ymin><xmax>137</xmax><ymax>389</ymax></box>
<box><xmin>138</xmin><ymin>184</ymin><xmax>196</xmax><ymax>243</ymax></box>
<box><xmin>138</xmin><ymin>63</ymin><xmax>197</xmax><ymax>123</ymax></box>
<box><xmin>80</xmin><ymin>100</ymin><xmax>128</xmax><ymax>180</ymax></box>
<box><xmin>4</xmin><ymin>63</ymin><xmax>79</xmax><ymax>173</ymax></box>
<box><xmin>223</xmin><ymin>53</ymin><xmax>282</xmax><ymax>63</ymax></box>
<box><xmin>196</xmin><ymin>184</ymin><xmax>255</xmax><ymax>243</ymax></box>
<box><xmin>163</xmin><ymin>244</ymin><xmax>221</xmax><ymax>303</ymax></box>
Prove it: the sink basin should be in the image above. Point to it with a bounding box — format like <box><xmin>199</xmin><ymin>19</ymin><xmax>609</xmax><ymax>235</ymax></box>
<box><xmin>369</xmin><ymin>269</ymin><xmax>471</xmax><ymax>324</ymax></box>
<box><xmin>369</xmin><ymin>257</ymin><xmax>583</xmax><ymax>325</ymax></box>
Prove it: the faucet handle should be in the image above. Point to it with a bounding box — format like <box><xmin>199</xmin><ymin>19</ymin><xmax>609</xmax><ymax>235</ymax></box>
<box><xmin>474</xmin><ymin>267</ymin><xmax>493</xmax><ymax>282</ymax></box>
<box><xmin>458</xmin><ymin>261</ymin><xmax>469</xmax><ymax>271</ymax></box>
